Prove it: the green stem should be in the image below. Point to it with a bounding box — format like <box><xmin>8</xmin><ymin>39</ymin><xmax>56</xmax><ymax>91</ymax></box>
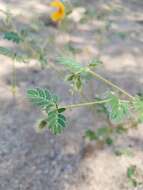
<box><xmin>88</xmin><ymin>69</ymin><xmax>134</xmax><ymax>99</ymax></box>
<box><xmin>61</xmin><ymin>99</ymin><xmax>110</xmax><ymax>110</ymax></box>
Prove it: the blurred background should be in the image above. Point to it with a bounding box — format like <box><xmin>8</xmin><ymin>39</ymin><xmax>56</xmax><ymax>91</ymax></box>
<box><xmin>0</xmin><ymin>0</ymin><xmax>143</xmax><ymax>189</ymax></box>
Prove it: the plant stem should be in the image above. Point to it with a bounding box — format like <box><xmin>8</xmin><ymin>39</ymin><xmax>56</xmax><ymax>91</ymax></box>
<box><xmin>88</xmin><ymin>69</ymin><xmax>134</xmax><ymax>99</ymax></box>
<box><xmin>61</xmin><ymin>99</ymin><xmax>110</xmax><ymax>110</ymax></box>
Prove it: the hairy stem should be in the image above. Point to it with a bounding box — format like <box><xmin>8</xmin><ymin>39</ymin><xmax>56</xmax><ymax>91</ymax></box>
<box><xmin>60</xmin><ymin>99</ymin><xmax>110</xmax><ymax>110</ymax></box>
<box><xmin>88</xmin><ymin>69</ymin><xmax>134</xmax><ymax>99</ymax></box>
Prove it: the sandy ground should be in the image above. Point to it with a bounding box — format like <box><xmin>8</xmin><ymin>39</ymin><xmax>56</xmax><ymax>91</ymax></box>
<box><xmin>0</xmin><ymin>0</ymin><xmax>143</xmax><ymax>190</ymax></box>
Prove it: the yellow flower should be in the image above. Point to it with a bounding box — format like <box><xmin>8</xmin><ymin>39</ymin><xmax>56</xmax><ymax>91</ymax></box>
<box><xmin>50</xmin><ymin>0</ymin><xmax>65</xmax><ymax>22</ymax></box>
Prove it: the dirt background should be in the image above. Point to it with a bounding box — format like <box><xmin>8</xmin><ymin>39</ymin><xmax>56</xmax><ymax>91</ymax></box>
<box><xmin>0</xmin><ymin>0</ymin><xmax>143</xmax><ymax>190</ymax></box>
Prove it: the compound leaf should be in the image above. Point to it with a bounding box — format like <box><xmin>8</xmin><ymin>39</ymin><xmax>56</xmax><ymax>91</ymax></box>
<box><xmin>133</xmin><ymin>96</ymin><xmax>143</xmax><ymax>123</ymax></box>
<box><xmin>56</xmin><ymin>55</ymin><xmax>87</xmax><ymax>73</ymax></box>
<box><xmin>4</xmin><ymin>31</ymin><xmax>21</xmax><ymax>43</ymax></box>
<box><xmin>106</xmin><ymin>94</ymin><xmax>129</xmax><ymax>123</ymax></box>
<box><xmin>27</xmin><ymin>88</ymin><xmax>57</xmax><ymax>109</ymax></box>
<box><xmin>48</xmin><ymin>111</ymin><xmax>67</xmax><ymax>134</ymax></box>
<box><xmin>0</xmin><ymin>46</ymin><xmax>15</xmax><ymax>58</ymax></box>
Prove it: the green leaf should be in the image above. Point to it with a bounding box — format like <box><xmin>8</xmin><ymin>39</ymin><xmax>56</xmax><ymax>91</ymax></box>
<box><xmin>0</xmin><ymin>46</ymin><xmax>15</xmax><ymax>59</ymax></box>
<box><xmin>129</xmin><ymin>179</ymin><xmax>137</xmax><ymax>187</ymax></box>
<box><xmin>116</xmin><ymin>32</ymin><xmax>127</xmax><ymax>39</ymax></box>
<box><xmin>96</xmin><ymin>127</ymin><xmax>112</xmax><ymax>140</ymax></box>
<box><xmin>89</xmin><ymin>58</ymin><xmax>103</xmax><ymax>67</ymax></box>
<box><xmin>27</xmin><ymin>88</ymin><xmax>57</xmax><ymax>109</ymax></box>
<box><xmin>94</xmin><ymin>97</ymin><xmax>109</xmax><ymax>117</ymax></box>
<box><xmin>4</xmin><ymin>32</ymin><xmax>21</xmax><ymax>43</ymax></box>
<box><xmin>115</xmin><ymin>125</ymin><xmax>128</xmax><ymax>134</ymax></box>
<box><xmin>38</xmin><ymin>119</ymin><xmax>48</xmax><ymax>129</ymax></box>
<box><xmin>133</xmin><ymin>96</ymin><xmax>143</xmax><ymax>112</ymax></box>
<box><xmin>56</xmin><ymin>55</ymin><xmax>87</xmax><ymax>73</ymax></box>
<box><xmin>75</xmin><ymin>76</ymin><xmax>82</xmax><ymax>90</ymax></box>
<box><xmin>127</xmin><ymin>165</ymin><xmax>136</xmax><ymax>179</ymax></box>
<box><xmin>66</xmin><ymin>74</ymin><xmax>75</xmax><ymax>81</ymax></box>
<box><xmin>66</xmin><ymin>73</ymin><xmax>83</xmax><ymax>91</ymax></box>
<box><xmin>133</xmin><ymin>96</ymin><xmax>143</xmax><ymax>123</ymax></box>
<box><xmin>115</xmin><ymin>148</ymin><xmax>134</xmax><ymax>157</ymax></box>
<box><xmin>85</xmin><ymin>127</ymin><xmax>112</xmax><ymax>141</ymax></box>
<box><xmin>27</xmin><ymin>88</ymin><xmax>67</xmax><ymax>134</ymax></box>
<box><xmin>105</xmin><ymin>137</ymin><xmax>113</xmax><ymax>145</ymax></box>
<box><xmin>48</xmin><ymin>111</ymin><xmax>67</xmax><ymax>134</ymax></box>
<box><xmin>85</xmin><ymin>130</ymin><xmax>97</xmax><ymax>140</ymax></box>
<box><xmin>106</xmin><ymin>94</ymin><xmax>129</xmax><ymax>123</ymax></box>
<box><xmin>58</xmin><ymin>108</ymin><xmax>66</xmax><ymax>113</ymax></box>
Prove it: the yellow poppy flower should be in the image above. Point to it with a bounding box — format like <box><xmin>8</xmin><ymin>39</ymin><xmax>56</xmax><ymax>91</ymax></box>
<box><xmin>50</xmin><ymin>0</ymin><xmax>65</xmax><ymax>22</ymax></box>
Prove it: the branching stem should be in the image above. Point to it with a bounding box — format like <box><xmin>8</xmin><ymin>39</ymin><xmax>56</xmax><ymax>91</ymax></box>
<box><xmin>88</xmin><ymin>69</ymin><xmax>134</xmax><ymax>99</ymax></box>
